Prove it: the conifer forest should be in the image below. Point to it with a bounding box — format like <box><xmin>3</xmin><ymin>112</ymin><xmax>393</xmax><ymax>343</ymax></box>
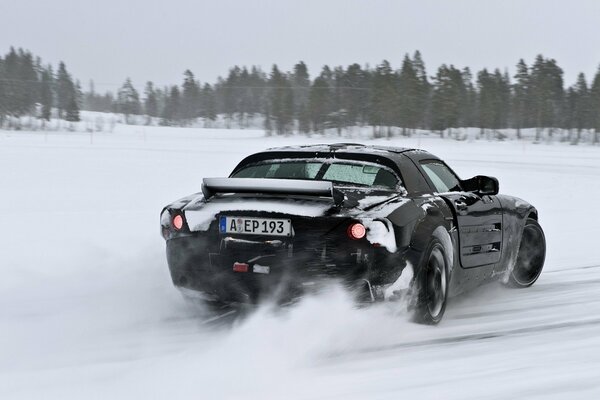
<box><xmin>1</xmin><ymin>46</ymin><xmax>600</xmax><ymax>142</ymax></box>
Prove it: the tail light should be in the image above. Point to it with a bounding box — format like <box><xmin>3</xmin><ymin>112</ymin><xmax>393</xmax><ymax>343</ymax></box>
<box><xmin>233</xmin><ymin>262</ymin><xmax>249</xmax><ymax>272</ymax></box>
<box><xmin>172</xmin><ymin>214</ymin><xmax>184</xmax><ymax>230</ymax></box>
<box><xmin>347</xmin><ymin>222</ymin><xmax>366</xmax><ymax>240</ymax></box>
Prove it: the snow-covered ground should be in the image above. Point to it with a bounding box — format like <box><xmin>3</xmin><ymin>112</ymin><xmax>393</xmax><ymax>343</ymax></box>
<box><xmin>1</xmin><ymin>126</ymin><xmax>599</xmax><ymax>399</ymax></box>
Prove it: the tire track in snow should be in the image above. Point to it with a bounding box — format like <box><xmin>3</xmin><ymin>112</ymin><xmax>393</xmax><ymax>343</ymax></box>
<box><xmin>328</xmin><ymin>265</ymin><xmax>600</xmax><ymax>359</ymax></box>
<box><xmin>330</xmin><ymin>317</ymin><xmax>600</xmax><ymax>359</ymax></box>
<box><xmin>544</xmin><ymin>264</ymin><xmax>600</xmax><ymax>273</ymax></box>
<box><xmin>449</xmin><ymin>265</ymin><xmax>600</xmax><ymax>320</ymax></box>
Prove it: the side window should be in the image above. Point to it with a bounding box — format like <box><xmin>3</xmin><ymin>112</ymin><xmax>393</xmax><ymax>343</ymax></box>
<box><xmin>420</xmin><ymin>161</ymin><xmax>461</xmax><ymax>192</ymax></box>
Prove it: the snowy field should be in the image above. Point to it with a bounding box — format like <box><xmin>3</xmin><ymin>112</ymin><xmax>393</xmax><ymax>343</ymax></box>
<box><xmin>1</xmin><ymin>126</ymin><xmax>600</xmax><ymax>399</ymax></box>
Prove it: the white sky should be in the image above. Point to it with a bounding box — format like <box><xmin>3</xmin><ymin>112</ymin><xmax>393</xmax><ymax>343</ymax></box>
<box><xmin>2</xmin><ymin>0</ymin><xmax>600</xmax><ymax>91</ymax></box>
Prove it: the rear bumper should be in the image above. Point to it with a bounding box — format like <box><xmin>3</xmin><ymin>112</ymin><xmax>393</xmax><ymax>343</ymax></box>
<box><xmin>166</xmin><ymin>233</ymin><xmax>394</xmax><ymax>304</ymax></box>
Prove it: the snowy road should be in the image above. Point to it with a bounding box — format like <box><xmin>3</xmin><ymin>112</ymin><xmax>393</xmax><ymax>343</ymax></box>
<box><xmin>1</xmin><ymin>127</ymin><xmax>599</xmax><ymax>399</ymax></box>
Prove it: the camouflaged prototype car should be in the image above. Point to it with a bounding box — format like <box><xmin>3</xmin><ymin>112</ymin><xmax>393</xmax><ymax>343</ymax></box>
<box><xmin>160</xmin><ymin>143</ymin><xmax>546</xmax><ymax>324</ymax></box>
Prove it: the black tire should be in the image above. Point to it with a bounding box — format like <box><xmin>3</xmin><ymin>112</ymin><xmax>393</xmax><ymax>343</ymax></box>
<box><xmin>413</xmin><ymin>238</ymin><xmax>449</xmax><ymax>325</ymax></box>
<box><xmin>506</xmin><ymin>218</ymin><xmax>546</xmax><ymax>288</ymax></box>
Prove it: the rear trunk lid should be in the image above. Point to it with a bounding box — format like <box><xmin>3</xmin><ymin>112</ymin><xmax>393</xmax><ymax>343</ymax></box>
<box><xmin>181</xmin><ymin>177</ymin><xmax>400</xmax><ymax>231</ymax></box>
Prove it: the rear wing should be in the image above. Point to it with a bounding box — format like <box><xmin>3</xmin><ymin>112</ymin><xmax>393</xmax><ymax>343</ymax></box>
<box><xmin>201</xmin><ymin>178</ymin><xmax>344</xmax><ymax>205</ymax></box>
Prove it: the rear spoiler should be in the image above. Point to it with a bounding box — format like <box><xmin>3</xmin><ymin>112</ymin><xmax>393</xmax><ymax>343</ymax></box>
<box><xmin>201</xmin><ymin>178</ymin><xmax>344</xmax><ymax>205</ymax></box>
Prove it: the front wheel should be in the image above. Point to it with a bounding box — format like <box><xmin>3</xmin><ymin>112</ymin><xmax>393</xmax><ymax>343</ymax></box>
<box><xmin>506</xmin><ymin>218</ymin><xmax>546</xmax><ymax>288</ymax></box>
<box><xmin>413</xmin><ymin>238</ymin><xmax>449</xmax><ymax>325</ymax></box>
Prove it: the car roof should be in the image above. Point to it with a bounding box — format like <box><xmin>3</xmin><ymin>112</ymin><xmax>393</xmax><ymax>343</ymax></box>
<box><xmin>265</xmin><ymin>143</ymin><xmax>416</xmax><ymax>155</ymax></box>
<box><xmin>233</xmin><ymin>143</ymin><xmax>437</xmax><ymax>194</ymax></box>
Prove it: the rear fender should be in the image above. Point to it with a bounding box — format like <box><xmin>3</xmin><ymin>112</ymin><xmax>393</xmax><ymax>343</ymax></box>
<box><xmin>380</xmin><ymin>197</ymin><xmax>454</xmax><ymax>288</ymax></box>
<box><xmin>408</xmin><ymin>196</ymin><xmax>453</xmax><ymax>254</ymax></box>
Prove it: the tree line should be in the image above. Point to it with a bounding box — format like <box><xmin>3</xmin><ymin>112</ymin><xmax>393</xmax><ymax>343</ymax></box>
<box><xmin>2</xmin><ymin>46</ymin><xmax>600</xmax><ymax>142</ymax></box>
<box><xmin>0</xmin><ymin>47</ymin><xmax>80</xmax><ymax>125</ymax></box>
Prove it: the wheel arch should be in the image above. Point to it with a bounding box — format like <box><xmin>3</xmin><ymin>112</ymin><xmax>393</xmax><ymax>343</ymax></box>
<box><xmin>373</xmin><ymin>197</ymin><xmax>454</xmax><ymax>291</ymax></box>
<box><xmin>406</xmin><ymin>198</ymin><xmax>455</xmax><ymax>278</ymax></box>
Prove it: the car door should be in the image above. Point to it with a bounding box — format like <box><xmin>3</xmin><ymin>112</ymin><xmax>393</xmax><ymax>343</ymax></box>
<box><xmin>418</xmin><ymin>160</ymin><xmax>503</xmax><ymax>269</ymax></box>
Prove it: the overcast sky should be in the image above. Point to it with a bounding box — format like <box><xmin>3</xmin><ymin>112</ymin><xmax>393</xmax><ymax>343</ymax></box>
<box><xmin>2</xmin><ymin>0</ymin><xmax>600</xmax><ymax>91</ymax></box>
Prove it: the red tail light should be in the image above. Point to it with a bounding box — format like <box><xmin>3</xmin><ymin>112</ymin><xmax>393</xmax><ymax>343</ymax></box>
<box><xmin>233</xmin><ymin>262</ymin><xmax>249</xmax><ymax>272</ymax></box>
<box><xmin>347</xmin><ymin>223</ymin><xmax>366</xmax><ymax>240</ymax></box>
<box><xmin>172</xmin><ymin>214</ymin><xmax>184</xmax><ymax>230</ymax></box>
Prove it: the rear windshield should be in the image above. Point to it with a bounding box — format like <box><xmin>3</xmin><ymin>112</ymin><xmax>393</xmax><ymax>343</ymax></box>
<box><xmin>232</xmin><ymin>160</ymin><xmax>400</xmax><ymax>190</ymax></box>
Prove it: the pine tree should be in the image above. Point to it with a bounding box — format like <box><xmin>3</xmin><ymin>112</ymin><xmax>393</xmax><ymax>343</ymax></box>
<box><xmin>268</xmin><ymin>65</ymin><xmax>294</xmax><ymax>134</ymax></box>
<box><xmin>56</xmin><ymin>61</ymin><xmax>76</xmax><ymax>119</ymax></box>
<box><xmin>161</xmin><ymin>85</ymin><xmax>181</xmax><ymax>125</ymax></box>
<box><xmin>496</xmin><ymin>70</ymin><xmax>511</xmax><ymax>130</ymax></box>
<box><xmin>0</xmin><ymin>55</ymin><xmax>6</xmax><ymax>123</ymax></box>
<box><xmin>144</xmin><ymin>81</ymin><xmax>158</xmax><ymax>119</ymax></box>
<box><xmin>461</xmin><ymin>67</ymin><xmax>477</xmax><ymax>128</ymax></box>
<box><xmin>320</xmin><ymin>65</ymin><xmax>334</xmax><ymax>86</ymax></box>
<box><xmin>297</xmin><ymin>103</ymin><xmax>310</xmax><ymax>133</ymax></box>
<box><xmin>331</xmin><ymin>66</ymin><xmax>349</xmax><ymax>135</ymax></box>
<box><xmin>343</xmin><ymin>63</ymin><xmax>369</xmax><ymax>126</ymax></box>
<box><xmin>477</xmin><ymin>68</ymin><xmax>511</xmax><ymax>137</ymax></box>
<box><xmin>201</xmin><ymin>83</ymin><xmax>217</xmax><ymax>123</ymax></box>
<box><xmin>75</xmin><ymin>80</ymin><xmax>83</xmax><ymax>111</ymax></box>
<box><xmin>283</xmin><ymin>87</ymin><xmax>294</xmax><ymax>133</ymax></box>
<box><xmin>573</xmin><ymin>72</ymin><xmax>591</xmax><ymax>143</ymax></box>
<box><xmin>263</xmin><ymin>103</ymin><xmax>272</xmax><ymax>135</ymax></box>
<box><xmin>369</xmin><ymin>60</ymin><xmax>397</xmax><ymax>137</ymax></box>
<box><xmin>3</xmin><ymin>48</ymin><xmax>20</xmax><ymax>116</ymax></box>
<box><xmin>512</xmin><ymin>59</ymin><xmax>530</xmax><ymax>138</ymax></box>
<box><xmin>431</xmin><ymin>65</ymin><xmax>465</xmax><ymax>136</ymax></box>
<box><xmin>412</xmin><ymin>51</ymin><xmax>430</xmax><ymax>128</ymax></box>
<box><xmin>564</xmin><ymin>87</ymin><xmax>577</xmax><ymax>141</ymax></box>
<box><xmin>17</xmin><ymin>49</ymin><xmax>38</xmax><ymax>115</ymax></box>
<box><xmin>222</xmin><ymin>66</ymin><xmax>241</xmax><ymax>126</ymax></box>
<box><xmin>248</xmin><ymin>66</ymin><xmax>267</xmax><ymax>119</ymax></box>
<box><xmin>308</xmin><ymin>75</ymin><xmax>331</xmax><ymax>133</ymax></box>
<box><xmin>290</xmin><ymin>61</ymin><xmax>310</xmax><ymax>118</ymax></box>
<box><xmin>590</xmin><ymin>66</ymin><xmax>600</xmax><ymax>144</ymax></box>
<box><xmin>65</xmin><ymin>93</ymin><xmax>80</xmax><ymax>122</ymax></box>
<box><xmin>237</xmin><ymin>67</ymin><xmax>251</xmax><ymax>126</ymax></box>
<box><xmin>450</xmin><ymin>66</ymin><xmax>469</xmax><ymax>134</ymax></box>
<box><xmin>181</xmin><ymin>70</ymin><xmax>200</xmax><ymax>124</ymax></box>
<box><xmin>116</xmin><ymin>78</ymin><xmax>141</xmax><ymax>124</ymax></box>
<box><xmin>397</xmin><ymin>54</ymin><xmax>421</xmax><ymax>135</ymax></box>
<box><xmin>530</xmin><ymin>55</ymin><xmax>564</xmax><ymax>140</ymax></box>
<box><xmin>39</xmin><ymin>66</ymin><xmax>53</xmax><ymax>121</ymax></box>
<box><xmin>292</xmin><ymin>61</ymin><xmax>310</xmax><ymax>127</ymax></box>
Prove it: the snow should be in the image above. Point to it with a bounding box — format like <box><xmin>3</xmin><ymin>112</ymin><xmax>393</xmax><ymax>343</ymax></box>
<box><xmin>362</xmin><ymin>218</ymin><xmax>398</xmax><ymax>252</ymax></box>
<box><xmin>185</xmin><ymin>198</ymin><xmax>332</xmax><ymax>231</ymax></box>
<box><xmin>357</xmin><ymin>195</ymin><xmax>396</xmax><ymax>209</ymax></box>
<box><xmin>1</xmin><ymin>125</ymin><xmax>600</xmax><ymax>399</ymax></box>
<box><xmin>383</xmin><ymin>262</ymin><xmax>414</xmax><ymax>300</ymax></box>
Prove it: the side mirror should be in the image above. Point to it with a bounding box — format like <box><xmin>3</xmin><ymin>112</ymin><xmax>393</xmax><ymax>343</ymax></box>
<box><xmin>462</xmin><ymin>175</ymin><xmax>499</xmax><ymax>196</ymax></box>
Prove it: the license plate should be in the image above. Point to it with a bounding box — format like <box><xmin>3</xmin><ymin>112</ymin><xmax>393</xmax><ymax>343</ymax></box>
<box><xmin>219</xmin><ymin>216</ymin><xmax>292</xmax><ymax>236</ymax></box>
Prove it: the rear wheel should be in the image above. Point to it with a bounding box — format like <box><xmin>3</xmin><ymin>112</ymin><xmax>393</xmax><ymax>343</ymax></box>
<box><xmin>507</xmin><ymin>218</ymin><xmax>546</xmax><ymax>288</ymax></box>
<box><xmin>414</xmin><ymin>238</ymin><xmax>448</xmax><ymax>325</ymax></box>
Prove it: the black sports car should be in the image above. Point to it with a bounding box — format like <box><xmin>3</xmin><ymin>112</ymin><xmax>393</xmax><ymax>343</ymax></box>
<box><xmin>160</xmin><ymin>143</ymin><xmax>546</xmax><ymax>324</ymax></box>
